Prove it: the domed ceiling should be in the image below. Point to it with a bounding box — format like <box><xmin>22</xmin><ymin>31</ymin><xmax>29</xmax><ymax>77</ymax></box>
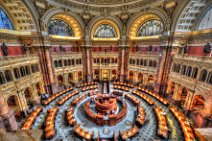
<box><xmin>47</xmin><ymin>0</ymin><xmax>164</xmax><ymax>15</ymax></box>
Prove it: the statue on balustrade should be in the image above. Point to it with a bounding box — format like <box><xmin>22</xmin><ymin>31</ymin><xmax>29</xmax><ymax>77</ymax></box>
<box><xmin>183</xmin><ymin>44</ymin><xmax>188</xmax><ymax>54</ymax></box>
<box><xmin>204</xmin><ymin>42</ymin><xmax>211</xmax><ymax>53</ymax></box>
<box><xmin>22</xmin><ymin>44</ymin><xmax>28</xmax><ymax>54</ymax></box>
<box><xmin>1</xmin><ymin>42</ymin><xmax>8</xmax><ymax>56</ymax></box>
<box><xmin>148</xmin><ymin>45</ymin><xmax>152</xmax><ymax>52</ymax></box>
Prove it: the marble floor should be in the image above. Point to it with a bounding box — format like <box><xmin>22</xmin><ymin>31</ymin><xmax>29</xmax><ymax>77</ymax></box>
<box><xmin>20</xmin><ymin>82</ymin><xmax>193</xmax><ymax>141</ymax></box>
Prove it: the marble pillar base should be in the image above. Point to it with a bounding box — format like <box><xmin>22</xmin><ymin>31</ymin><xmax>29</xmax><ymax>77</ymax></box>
<box><xmin>153</xmin><ymin>83</ymin><xmax>161</xmax><ymax>94</ymax></box>
<box><xmin>119</xmin><ymin>75</ymin><xmax>125</xmax><ymax>82</ymax></box>
<box><xmin>0</xmin><ymin>110</ymin><xmax>18</xmax><ymax>132</ymax></box>
<box><xmin>189</xmin><ymin>112</ymin><xmax>212</xmax><ymax>128</ymax></box>
<box><xmin>46</xmin><ymin>82</ymin><xmax>57</xmax><ymax>94</ymax></box>
<box><xmin>86</xmin><ymin>74</ymin><xmax>92</xmax><ymax>82</ymax></box>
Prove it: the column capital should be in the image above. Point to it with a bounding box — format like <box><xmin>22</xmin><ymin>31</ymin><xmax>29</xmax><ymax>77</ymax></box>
<box><xmin>118</xmin><ymin>44</ymin><xmax>130</xmax><ymax>49</ymax></box>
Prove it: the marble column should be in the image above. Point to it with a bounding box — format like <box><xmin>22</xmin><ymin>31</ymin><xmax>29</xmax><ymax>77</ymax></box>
<box><xmin>0</xmin><ymin>93</ymin><xmax>18</xmax><ymax>132</ymax></box>
<box><xmin>172</xmin><ymin>84</ymin><xmax>180</xmax><ymax>101</ymax></box>
<box><xmin>119</xmin><ymin>46</ymin><xmax>126</xmax><ymax>82</ymax></box>
<box><xmin>86</xmin><ymin>47</ymin><xmax>93</xmax><ymax>82</ymax></box>
<box><xmin>154</xmin><ymin>42</ymin><xmax>176</xmax><ymax>95</ymax></box>
<box><xmin>37</xmin><ymin>46</ymin><xmax>55</xmax><ymax>95</ymax></box>
<box><xmin>183</xmin><ymin>90</ymin><xmax>194</xmax><ymax>110</ymax></box>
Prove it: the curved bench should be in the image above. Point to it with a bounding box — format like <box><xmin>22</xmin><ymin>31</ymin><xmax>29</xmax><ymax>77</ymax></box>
<box><xmin>21</xmin><ymin>107</ymin><xmax>43</xmax><ymax>130</ymax></box>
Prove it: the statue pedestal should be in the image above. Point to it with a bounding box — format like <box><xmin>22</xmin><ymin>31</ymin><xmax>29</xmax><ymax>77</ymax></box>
<box><xmin>0</xmin><ymin>110</ymin><xmax>18</xmax><ymax>132</ymax></box>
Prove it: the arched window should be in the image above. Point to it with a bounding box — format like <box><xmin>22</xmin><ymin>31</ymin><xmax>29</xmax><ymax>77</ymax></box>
<box><xmin>0</xmin><ymin>72</ymin><xmax>6</xmax><ymax>85</ymax></box>
<box><xmin>72</xmin><ymin>59</ymin><xmax>75</xmax><ymax>65</ymax></box>
<box><xmin>54</xmin><ymin>60</ymin><xmax>58</xmax><ymax>68</ymax></box>
<box><xmin>13</xmin><ymin>68</ymin><xmax>20</xmax><ymax>79</ymax></box>
<box><xmin>192</xmin><ymin>67</ymin><xmax>198</xmax><ymax>79</ymax></box>
<box><xmin>31</xmin><ymin>64</ymin><xmax>36</xmax><ymax>73</ymax></box>
<box><xmin>172</xmin><ymin>63</ymin><xmax>177</xmax><ymax>72</ymax></box>
<box><xmin>153</xmin><ymin>61</ymin><xmax>157</xmax><ymax>68</ymax></box>
<box><xmin>20</xmin><ymin>66</ymin><xmax>26</xmax><ymax>77</ymax></box>
<box><xmin>94</xmin><ymin>24</ymin><xmax>117</xmax><ymax>38</ymax></box>
<box><xmin>0</xmin><ymin>8</ymin><xmax>14</xmax><ymax>30</ymax></box>
<box><xmin>176</xmin><ymin>64</ymin><xmax>181</xmax><ymax>73</ymax></box>
<box><xmin>93</xmin><ymin>58</ymin><xmax>96</xmax><ymax>63</ymax></box>
<box><xmin>101</xmin><ymin>58</ymin><xmax>104</xmax><ymax>64</ymax></box>
<box><xmin>181</xmin><ymin>65</ymin><xmax>187</xmax><ymax>75</ymax></box>
<box><xmin>137</xmin><ymin>20</ymin><xmax>163</xmax><ymax>36</ymax></box>
<box><xmin>97</xmin><ymin>58</ymin><xmax>100</xmax><ymax>64</ymax></box>
<box><xmin>35</xmin><ymin>64</ymin><xmax>39</xmax><ymax>72</ymax></box>
<box><xmin>115</xmin><ymin>58</ymin><xmax>118</xmax><ymax>63</ymax></box>
<box><xmin>5</xmin><ymin>70</ymin><xmax>13</xmax><ymax>82</ymax></box>
<box><xmin>64</xmin><ymin>60</ymin><xmax>68</xmax><ymax>66</ymax></box>
<box><xmin>206</xmin><ymin>71</ymin><xmax>212</xmax><ymax>85</ymax></box>
<box><xmin>137</xmin><ymin>59</ymin><xmax>140</xmax><ymax>65</ymax></box>
<box><xmin>58</xmin><ymin>60</ymin><xmax>62</xmax><ymax>67</ymax></box>
<box><xmin>144</xmin><ymin>60</ymin><xmax>147</xmax><ymax>66</ymax></box>
<box><xmin>68</xmin><ymin>59</ymin><xmax>71</xmax><ymax>66</ymax></box>
<box><xmin>48</xmin><ymin>19</ymin><xmax>74</xmax><ymax>36</ymax></box>
<box><xmin>200</xmin><ymin>69</ymin><xmax>208</xmax><ymax>82</ymax></box>
<box><xmin>25</xmin><ymin>66</ymin><xmax>31</xmax><ymax>75</ymax></box>
<box><xmin>149</xmin><ymin>60</ymin><xmax>153</xmax><ymax>67</ymax></box>
<box><xmin>132</xmin><ymin>59</ymin><xmax>135</xmax><ymax>65</ymax></box>
<box><xmin>186</xmin><ymin>66</ymin><xmax>192</xmax><ymax>77</ymax></box>
<box><xmin>198</xmin><ymin>7</ymin><xmax>212</xmax><ymax>30</ymax></box>
<box><xmin>140</xmin><ymin>59</ymin><xmax>143</xmax><ymax>66</ymax></box>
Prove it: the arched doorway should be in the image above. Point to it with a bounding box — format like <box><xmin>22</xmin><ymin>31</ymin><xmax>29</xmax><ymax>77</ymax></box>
<box><xmin>138</xmin><ymin>73</ymin><xmax>143</xmax><ymax>84</ymax></box>
<box><xmin>68</xmin><ymin>73</ymin><xmax>74</xmax><ymax>83</ymax></box>
<box><xmin>78</xmin><ymin>71</ymin><xmax>82</xmax><ymax>81</ymax></box>
<box><xmin>94</xmin><ymin>69</ymin><xmax>100</xmax><ymax>81</ymax></box>
<box><xmin>57</xmin><ymin>75</ymin><xmax>64</xmax><ymax>86</ymax></box>
<box><xmin>129</xmin><ymin>71</ymin><xmax>134</xmax><ymax>82</ymax></box>
<box><xmin>167</xmin><ymin>81</ymin><xmax>175</xmax><ymax>96</ymax></box>
<box><xmin>7</xmin><ymin>95</ymin><xmax>19</xmax><ymax>111</ymax></box>
<box><xmin>180</xmin><ymin>87</ymin><xmax>188</xmax><ymax>107</ymax></box>
<box><xmin>24</xmin><ymin>87</ymin><xmax>33</xmax><ymax>109</ymax></box>
<box><xmin>147</xmin><ymin>75</ymin><xmax>154</xmax><ymax>89</ymax></box>
<box><xmin>111</xmin><ymin>69</ymin><xmax>117</xmax><ymax>81</ymax></box>
<box><xmin>191</xmin><ymin>95</ymin><xmax>205</xmax><ymax>110</ymax></box>
<box><xmin>36</xmin><ymin>82</ymin><xmax>44</xmax><ymax>95</ymax></box>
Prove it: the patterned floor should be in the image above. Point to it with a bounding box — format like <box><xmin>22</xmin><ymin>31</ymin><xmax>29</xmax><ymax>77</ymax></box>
<box><xmin>20</xmin><ymin>82</ymin><xmax>191</xmax><ymax>141</ymax></box>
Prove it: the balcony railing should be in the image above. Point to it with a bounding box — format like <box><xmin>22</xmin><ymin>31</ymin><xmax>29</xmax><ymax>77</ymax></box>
<box><xmin>0</xmin><ymin>54</ymin><xmax>39</xmax><ymax>66</ymax></box>
<box><xmin>173</xmin><ymin>54</ymin><xmax>212</xmax><ymax>63</ymax></box>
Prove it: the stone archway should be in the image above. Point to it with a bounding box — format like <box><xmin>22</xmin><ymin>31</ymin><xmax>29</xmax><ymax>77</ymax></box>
<box><xmin>191</xmin><ymin>95</ymin><xmax>205</xmax><ymax>110</ymax></box>
<box><xmin>138</xmin><ymin>73</ymin><xmax>143</xmax><ymax>84</ymax></box>
<box><xmin>68</xmin><ymin>73</ymin><xmax>74</xmax><ymax>83</ymax></box>
<box><xmin>111</xmin><ymin>69</ymin><xmax>117</xmax><ymax>81</ymax></box>
<box><xmin>179</xmin><ymin>87</ymin><xmax>188</xmax><ymax>107</ymax></box>
<box><xmin>36</xmin><ymin>82</ymin><xmax>45</xmax><ymax>95</ymax></box>
<box><xmin>78</xmin><ymin>71</ymin><xmax>83</xmax><ymax>81</ymax></box>
<box><xmin>24</xmin><ymin>87</ymin><xmax>33</xmax><ymax>109</ymax></box>
<box><xmin>57</xmin><ymin>75</ymin><xmax>64</xmax><ymax>86</ymax></box>
<box><xmin>129</xmin><ymin>71</ymin><xmax>134</xmax><ymax>82</ymax></box>
<box><xmin>94</xmin><ymin>69</ymin><xmax>100</xmax><ymax>81</ymax></box>
<box><xmin>167</xmin><ymin>81</ymin><xmax>175</xmax><ymax>96</ymax></box>
<box><xmin>147</xmin><ymin>75</ymin><xmax>154</xmax><ymax>90</ymax></box>
<box><xmin>7</xmin><ymin>95</ymin><xmax>20</xmax><ymax>111</ymax></box>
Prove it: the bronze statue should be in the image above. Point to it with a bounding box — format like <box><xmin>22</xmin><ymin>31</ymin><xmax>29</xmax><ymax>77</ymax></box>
<box><xmin>22</xmin><ymin>44</ymin><xmax>28</xmax><ymax>54</ymax></box>
<box><xmin>1</xmin><ymin>42</ymin><xmax>8</xmax><ymax>56</ymax></box>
